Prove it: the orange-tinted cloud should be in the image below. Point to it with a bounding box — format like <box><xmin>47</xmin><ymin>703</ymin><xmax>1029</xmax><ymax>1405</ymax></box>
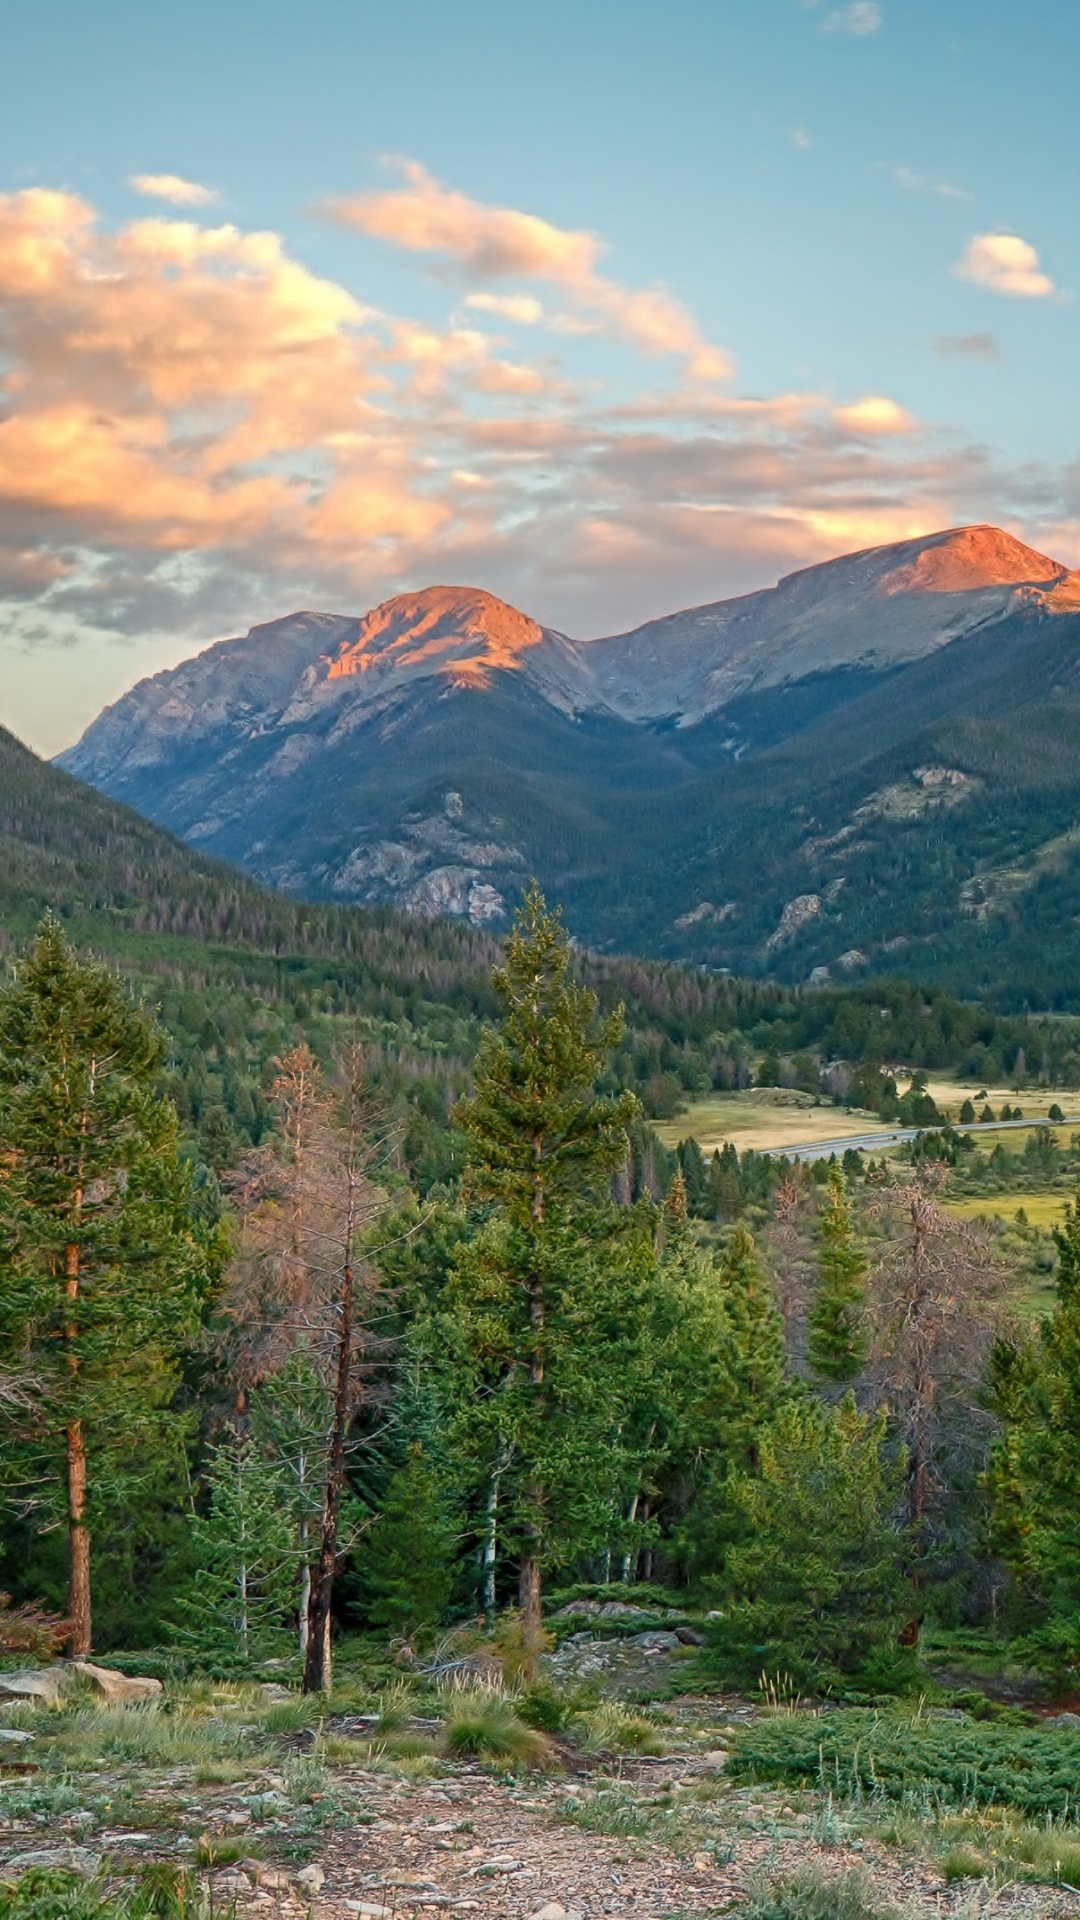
<box><xmin>955</xmin><ymin>232</ymin><xmax>1055</xmax><ymax>299</ymax></box>
<box><xmin>328</xmin><ymin>161</ymin><xmax>733</xmax><ymax>381</ymax></box>
<box><xmin>129</xmin><ymin>173</ymin><xmax>219</xmax><ymax>206</ymax></box>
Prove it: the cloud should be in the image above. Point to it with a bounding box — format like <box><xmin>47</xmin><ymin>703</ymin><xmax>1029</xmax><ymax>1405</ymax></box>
<box><xmin>791</xmin><ymin>127</ymin><xmax>813</xmax><ymax>152</ymax></box>
<box><xmin>326</xmin><ymin>160</ymin><xmax>732</xmax><ymax>381</ymax></box>
<box><xmin>955</xmin><ymin>232</ymin><xmax>1055</xmax><ymax>299</ymax></box>
<box><xmin>129</xmin><ymin>173</ymin><xmax>219</xmax><ymax>207</ymax></box>
<box><xmin>821</xmin><ymin>2</ymin><xmax>882</xmax><ymax>35</ymax></box>
<box><xmin>464</xmin><ymin>292</ymin><xmax>544</xmax><ymax>324</ymax></box>
<box><xmin>0</xmin><ymin>178</ymin><xmax>1069</xmax><ymax>755</ymax></box>
<box><xmin>933</xmin><ymin>332</ymin><xmax>1001</xmax><ymax>361</ymax></box>
<box><xmin>891</xmin><ymin>165</ymin><xmax>972</xmax><ymax>202</ymax></box>
<box><xmin>834</xmin><ymin>395</ymin><xmax>915</xmax><ymax>436</ymax></box>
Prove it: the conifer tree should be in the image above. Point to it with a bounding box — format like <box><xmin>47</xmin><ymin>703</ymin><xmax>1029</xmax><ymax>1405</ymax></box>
<box><xmin>989</xmin><ymin>1191</ymin><xmax>1080</xmax><ymax>1674</ymax></box>
<box><xmin>0</xmin><ymin>919</ymin><xmax>204</xmax><ymax>1653</ymax></box>
<box><xmin>704</xmin><ymin>1393</ymin><xmax>909</xmax><ymax>1691</ymax></box>
<box><xmin>809</xmin><ymin>1168</ymin><xmax>868</xmax><ymax>1384</ymax></box>
<box><xmin>169</xmin><ymin>1431</ymin><xmax>294</xmax><ymax>1672</ymax></box>
<box><xmin>362</xmin><ymin>1442</ymin><xmax>458</xmax><ymax>1635</ymax></box>
<box><xmin>450</xmin><ymin>884</ymin><xmax>639</xmax><ymax>1644</ymax></box>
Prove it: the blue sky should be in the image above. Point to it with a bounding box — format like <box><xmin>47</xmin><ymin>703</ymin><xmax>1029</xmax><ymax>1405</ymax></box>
<box><xmin>1</xmin><ymin>0</ymin><xmax>1077</xmax><ymax>751</ymax></box>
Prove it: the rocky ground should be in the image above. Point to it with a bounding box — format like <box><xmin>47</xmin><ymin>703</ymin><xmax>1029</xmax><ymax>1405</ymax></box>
<box><xmin>2</xmin><ymin>1660</ymin><xmax>1080</xmax><ymax>1920</ymax></box>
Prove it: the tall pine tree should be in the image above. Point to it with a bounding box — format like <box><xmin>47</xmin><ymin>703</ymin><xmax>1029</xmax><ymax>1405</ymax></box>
<box><xmin>0</xmin><ymin>920</ymin><xmax>205</xmax><ymax>1652</ymax></box>
<box><xmin>450</xmin><ymin>884</ymin><xmax>639</xmax><ymax>1646</ymax></box>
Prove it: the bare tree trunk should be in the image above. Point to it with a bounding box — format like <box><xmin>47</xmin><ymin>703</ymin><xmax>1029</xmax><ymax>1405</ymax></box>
<box><xmin>518</xmin><ymin>1547</ymin><xmax>542</xmax><ymax>1652</ymax></box>
<box><xmin>64</xmin><ymin>1219</ymin><xmax>91</xmax><ymax>1655</ymax></box>
<box><xmin>303</xmin><ymin>1244</ymin><xmax>353</xmax><ymax>1693</ymax></box>
<box><xmin>482</xmin><ymin>1469</ymin><xmax>500</xmax><ymax>1616</ymax></box>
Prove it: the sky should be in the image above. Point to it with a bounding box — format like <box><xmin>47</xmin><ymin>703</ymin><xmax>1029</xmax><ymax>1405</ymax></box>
<box><xmin>2</xmin><ymin>0</ymin><xmax>1079</xmax><ymax>753</ymax></box>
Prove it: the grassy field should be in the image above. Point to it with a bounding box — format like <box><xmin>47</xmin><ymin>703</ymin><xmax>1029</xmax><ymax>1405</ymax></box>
<box><xmin>942</xmin><ymin>1190</ymin><xmax>1072</xmax><ymax>1231</ymax></box>
<box><xmin>654</xmin><ymin>1092</ymin><xmax>884</xmax><ymax>1155</ymax></box>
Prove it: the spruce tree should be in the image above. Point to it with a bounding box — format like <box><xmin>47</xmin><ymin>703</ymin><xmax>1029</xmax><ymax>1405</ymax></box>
<box><xmin>989</xmin><ymin>1191</ymin><xmax>1080</xmax><ymax>1674</ymax></box>
<box><xmin>0</xmin><ymin>919</ymin><xmax>205</xmax><ymax>1652</ymax></box>
<box><xmin>704</xmin><ymin>1393</ymin><xmax>910</xmax><ymax>1692</ymax></box>
<box><xmin>450</xmin><ymin>884</ymin><xmax>639</xmax><ymax>1643</ymax></box>
<box><xmin>809</xmin><ymin>1168</ymin><xmax>868</xmax><ymax>1384</ymax></box>
<box><xmin>362</xmin><ymin>1442</ymin><xmax>458</xmax><ymax>1635</ymax></box>
<box><xmin>169</xmin><ymin>1431</ymin><xmax>294</xmax><ymax>1672</ymax></box>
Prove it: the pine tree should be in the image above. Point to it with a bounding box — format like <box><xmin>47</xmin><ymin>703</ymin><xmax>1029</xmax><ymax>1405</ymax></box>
<box><xmin>809</xmin><ymin>1168</ymin><xmax>868</xmax><ymax>1383</ymax></box>
<box><xmin>362</xmin><ymin>1442</ymin><xmax>458</xmax><ymax>1635</ymax></box>
<box><xmin>0</xmin><ymin>918</ymin><xmax>205</xmax><ymax>1653</ymax></box>
<box><xmin>450</xmin><ymin>883</ymin><xmax>639</xmax><ymax>1645</ymax></box>
<box><xmin>988</xmin><ymin>1191</ymin><xmax>1080</xmax><ymax>1675</ymax></box>
<box><xmin>169</xmin><ymin>1431</ymin><xmax>294</xmax><ymax>1672</ymax></box>
<box><xmin>704</xmin><ymin>1393</ymin><xmax>910</xmax><ymax>1691</ymax></box>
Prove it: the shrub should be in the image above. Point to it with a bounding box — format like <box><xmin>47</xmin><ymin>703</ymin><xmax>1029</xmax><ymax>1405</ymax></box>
<box><xmin>440</xmin><ymin>1681</ymin><xmax>553</xmax><ymax>1768</ymax></box>
<box><xmin>0</xmin><ymin>1593</ymin><xmax>70</xmax><ymax>1661</ymax></box>
<box><xmin>739</xmin><ymin>1865</ymin><xmax>899</xmax><ymax>1920</ymax></box>
<box><xmin>730</xmin><ymin>1708</ymin><xmax>1080</xmax><ymax>1817</ymax></box>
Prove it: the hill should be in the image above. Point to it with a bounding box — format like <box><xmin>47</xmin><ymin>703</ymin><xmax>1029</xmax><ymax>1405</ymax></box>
<box><xmin>5</xmin><ymin>723</ymin><xmax>1078</xmax><ymax>1173</ymax></box>
<box><xmin>57</xmin><ymin>526</ymin><xmax>1080</xmax><ymax>1004</ymax></box>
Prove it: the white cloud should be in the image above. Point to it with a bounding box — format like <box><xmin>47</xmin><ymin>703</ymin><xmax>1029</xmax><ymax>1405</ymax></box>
<box><xmin>892</xmin><ymin>165</ymin><xmax>971</xmax><ymax>202</ymax></box>
<box><xmin>955</xmin><ymin>232</ymin><xmax>1055</xmax><ymax>299</ymax></box>
<box><xmin>821</xmin><ymin>3</ymin><xmax>882</xmax><ymax>35</ymax></box>
<box><xmin>464</xmin><ymin>292</ymin><xmax>544</xmax><ymax>324</ymax></box>
<box><xmin>129</xmin><ymin>173</ymin><xmax>219</xmax><ymax>207</ymax></box>
<box><xmin>791</xmin><ymin>127</ymin><xmax>813</xmax><ymax>152</ymax></box>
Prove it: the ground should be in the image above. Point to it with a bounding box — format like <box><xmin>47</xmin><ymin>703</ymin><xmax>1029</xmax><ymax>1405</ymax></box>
<box><xmin>3</xmin><ymin>1671</ymin><xmax>1080</xmax><ymax>1920</ymax></box>
<box><xmin>656</xmin><ymin>1084</ymin><xmax>1076</xmax><ymax>1159</ymax></box>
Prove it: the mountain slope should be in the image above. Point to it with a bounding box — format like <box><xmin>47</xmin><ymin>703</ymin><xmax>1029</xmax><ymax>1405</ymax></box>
<box><xmin>56</xmin><ymin>525</ymin><xmax>1080</xmax><ymax>1001</ymax></box>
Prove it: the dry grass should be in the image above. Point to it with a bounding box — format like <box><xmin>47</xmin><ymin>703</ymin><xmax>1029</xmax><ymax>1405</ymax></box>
<box><xmin>654</xmin><ymin>1094</ymin><xmax>883</xmax><ymax>1156</ymax></box>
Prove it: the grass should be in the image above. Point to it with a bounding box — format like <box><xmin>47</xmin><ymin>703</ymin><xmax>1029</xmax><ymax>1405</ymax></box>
<box><xmin>737</xmin><ymin>1865</ymin><xmax>900</xmax><ymax>1920</ymax></box>
<box><xmin>0</xmin><ymin>1868</ymin><xmax>216</xmax><ymax>1920</ymax></box>
<box><xmin>439</xmin><ymin>1681</ymin><xmax>553</xmax><ymax>1769</ymax></box>
<box><xmin>654</xmin><ymin>1093</ymin><xmax>882</xmax><ymax>1156</ymax></box>
<box><xmin>942</xmin><ymin>1190</ymin><xmax>1072</xmax><ymax>1231</ymax></box>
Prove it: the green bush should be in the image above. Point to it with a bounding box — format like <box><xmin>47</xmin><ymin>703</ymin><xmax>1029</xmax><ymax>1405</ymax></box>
<box><xmin>731</xmin><ymin>1708</ymin><xmax>1080</xmax><ymax>1816</ymax></box>
<box><xmin>0</xmin><ymin>1867</ymin><xmax>207</xmax><ymax>1920</ymax></box>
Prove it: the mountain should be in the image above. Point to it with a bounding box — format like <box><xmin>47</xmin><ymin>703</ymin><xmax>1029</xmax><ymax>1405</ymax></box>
<box><xmin>58</xmin><ymin>525</ymin><xmax>1080</xmax><ymax>1003</ymax></box>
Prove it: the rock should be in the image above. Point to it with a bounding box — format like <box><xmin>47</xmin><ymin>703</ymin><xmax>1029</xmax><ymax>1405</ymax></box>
<box><xmin>529</xmin><ymin>1906</ymin><xmax>584</xmax><ymax>1920</ymax></box>
<box><xmin>345</xmin><ymin>1906</ymin><xmax>391</xmax><ymax>1918</ymax></box>
<box><xmin>0</xmin><ymin>1729</ymin><xmax>34</xmax><ymax>1744</ymax></box>
<box><xmin>70</xmin><ymin>1661</ymin><xmax>163</xmax><ymax>1704</ymax></box>
<box><xmin>630</xmin><ymin>1630</ymin><xmax>681</xmax><ymax>1651</ymax></box>
<box><xmin>550</xmin><ymin>1601</ymin><xmax>600</xmax><ymax>1618</ymax></box>
<box><xmin>253</xmin><ymin>1868</ymin><xmax>293</xmax><ymax>1892</ymax></box>
<box><xmin>475</xmin><ymin>1858</ymin><xmax>525</xmax><ymax>1876</ymax></box>
<box><xmin>6</xmin><ymin>1847</ymin><xmax>101</xmax><ymax>1875</ymax></box>
<box><xmin>597</xmin><ymin>1601</ymin><xmax>649</xmax><ymax>1619</ymax></box>
<box><xmin>294</xmin><ymin>1864</ymin><xmax>326</xmax><ymax>1891</ymax></box>
<box><xmin>1048</xmin><ymin>1711</ymin><xmax>1080</xmax><ymax>1730</ymax></box>
<box><xmin>674</xmin><ymin>1625</ymin><xmax>705</xmax><ymax>1646</ymax></box>
<box><xmin>223</xmin><ymin>1810</ymin><xmax>251</xmax><ymax>1826</ymax></box>
<box><xmin>702</xmin><ymin>1749</ymin><xmax>730</xmax><ymax>1768</ymax></box>
<box><xmin>211</xmin><ymin>1871</ymin><xmax>250</xmax><ymax>1896</ymax></box>
<box><xmin>0</xmin><ymin>1669</ymin><xmax>69</xmax><ymax>1707</ymax></box>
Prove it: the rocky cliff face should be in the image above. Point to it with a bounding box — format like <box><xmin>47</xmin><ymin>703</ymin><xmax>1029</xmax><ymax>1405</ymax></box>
<box><xmin>56</xmin><ymin>524</ymin><xmax>1080</xmax><ymax>970</ymax></box>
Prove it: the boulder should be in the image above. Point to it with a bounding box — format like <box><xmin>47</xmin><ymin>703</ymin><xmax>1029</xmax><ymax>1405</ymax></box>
<box><xmin>70</xmin><ymin>1661</ymin><xmax>163</xmax><ymax>1703</ymax></box>
<box><xmin>5</xmin><ymin>1847</ymin><xmax>100</xmax><ymax>1875</ymax></box>
<box><xmin>294</xmin><ymin>1864</ymin><xmax>326</xmax><ymax>1891</ymax></box>
<box><xmin>1048</xmin><ymin>1710</ymin><xmax>1080</xmax><ymax>1731</ymax></box>
<box><xmin>0</xmin><ymin>1668</ymin><xmax>69</xmax><ymax>1707</ymax></box>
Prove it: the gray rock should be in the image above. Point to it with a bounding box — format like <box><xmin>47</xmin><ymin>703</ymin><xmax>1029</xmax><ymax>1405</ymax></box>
<box><xmin>1048</xmin><ymin>1711</ymin><xmax>1080</xmax><ymax>1730</ymax></box>
<box><xmin>630</xmin><ymin>1630</ymin><xmax>681</xmax><ymax>1651</ymax></box>
<box><xmin>0</xmin><ymin>1729</ymin><xmax>34</xmax><ymax>1745</ymax></box>
<box><xmin>0</xmin><ymin>1669</ymin><xmax>69</xmax><ymax>1707</ymax></box>
<box><xmin>294</xmin><ymin>1864</ymin><xmax>326</xmax><ymax>1891</ymax></box>
<box><xmin>70</xmin><ymin>1661</ymin><xmax>163</xmax><ymax>1704</ymax></box>
<box><xmin>6</xmin><ymin>1847</ymin><xmax>100</xmax><ymax>1875</ymax></box>
<box><xmin>674</xmin><ymin>1625</ymin><xmax>706</xmax><ymax>1646</ymax></box>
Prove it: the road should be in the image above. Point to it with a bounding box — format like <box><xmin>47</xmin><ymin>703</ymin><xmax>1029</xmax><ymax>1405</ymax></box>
<box><xmin>763</xmin><ymin>1112</ymin><xmax>1080</xmax><ymax>1164</ymax></box>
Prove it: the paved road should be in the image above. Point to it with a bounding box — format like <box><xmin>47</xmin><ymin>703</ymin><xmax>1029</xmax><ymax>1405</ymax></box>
<box><xmin>763</xmin><ymin>1112</ymin><xmax>1080</xmax><ymax>1164</ymax></box>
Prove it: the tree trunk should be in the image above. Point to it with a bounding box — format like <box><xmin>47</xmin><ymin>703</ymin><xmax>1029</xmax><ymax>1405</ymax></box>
<box><xmin>519</xmin><ymin>1549</ymin><xmax>542</xmax><ymax>1652</ymax></box>
<box><xmin>482</xmin><ymin>1470</ymin><xmax>499</xmax><ymax>1616</ymax></box>
<box><xmin>66</xmin><ymin>1416</ymin><xmax>91</xmax><ymax>1655</ymax></box>
<box><xmin>303</xmin><ymin>1254</ymin><xmax>353</xmax><ymax>1694</ymax></box>
<box><xmin>64</xmin><ymin>1227</ymin><xmax>91</xmax><ymax>1656</ymax></box>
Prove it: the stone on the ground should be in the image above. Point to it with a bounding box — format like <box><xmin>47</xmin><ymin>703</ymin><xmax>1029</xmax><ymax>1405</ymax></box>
<box><xmin>211</xmin><ymin>1870</ymin><xmax>250</xmax><ymax>1896</ymax></box>
<box><xmin>6</xmin><ymin>1846</ymin><xmax>101</xmax><ymax>1874</ymax></box>
<box><xmin>0</xmin><ymin>1729</ymin><xmax>34</xmax><ymax>1744</ymax></box>
<box><xmin>1048</xmin><ymin>1710</ymin><xmax>1080</xmax><ymax>1730</ymax></box>
<box><xmin>70</xmin><ymin>1660</ymin><xmax>163</xmax><ymax>1703</ymax></box>
<box><xmin>344</xmin><ymin>1905</ymin><xmax>391</xmax><ymax>1918</ymax></box>
<box><xmin>294</xmin><ymin>1863</ymin><xmax>326</xmax><ymax>1890</ymax></box>
<box><xmin>0</xmin><ymin>1668</ymin><xmax>69</xmax><ymax>1707</ymax></box>
<box><xmin>702</xmin><ymin>1748</ymin><xmax>730</xmax><ymax>1767</ymax></box>
<box><xmin>674</xmin><ymin>1625</ymin><xmax>705</xmax><ymax>1645</ymax></box>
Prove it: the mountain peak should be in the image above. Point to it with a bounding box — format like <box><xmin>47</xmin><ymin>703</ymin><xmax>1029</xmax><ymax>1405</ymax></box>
<box><xmin>323</xmin><ymin>585</ymin><xmax>546</xmax><ymax>691</ymax></box>
<box><xmin>877</xmin><ymin>524</ymin><xmax>1071</xmax><ymax>596</ymax></box>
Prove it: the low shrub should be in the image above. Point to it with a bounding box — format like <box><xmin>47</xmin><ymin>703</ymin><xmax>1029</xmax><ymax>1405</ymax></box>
<box><xmin>738</xmin><ymin>1865</ymin><xmax>899</xmax><ymax>1920</ymax></box>
<box><xmin>440</xmin><ymin>1681</ymin><xmax>553</xmax><ymax>1768</ymax></box>
<box><xmin>0</xmin><ymin>1866</ymin><xmax>208</xmax><ymax>1920</ymax></box>
<box><xmin>731</xmin><ymin>1708</ymin><xmax>1080</xmax><ymax>1816</ymax></box>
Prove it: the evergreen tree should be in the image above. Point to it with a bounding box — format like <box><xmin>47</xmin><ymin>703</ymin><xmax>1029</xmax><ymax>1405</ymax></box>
<box><xmin>449</xmin><ymin>884</ymin><xmax>639</xmax><ymax>1644</ymax></box>
<box><xmin>809</xmin><ymin>1168</ymin><xmax>868</xmax><ymax>1384</ymax></box>
<box><xmin>169</xmin><ymin>1431</ymin><xmax>294</xmax><ymax>1672</ymax></box>
<box><xmin>704</xmin><ymin>1394</ymin><xmax>910</xmax><ymax>1691</ymax></box>
<box><xmin>989</xmin><ymin>1192</ymin><xmax>1080</xmax><ymax>1675</ymax></box>
<box><xmin>362</xmin><ymin>1442</ymin><xmax>458</xmax><ymax>1635</ymax></box>
<box><xmin>0</xmin><ymin>919</ymin><xmax>206</xmax><ymax>1653</ymax></box>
